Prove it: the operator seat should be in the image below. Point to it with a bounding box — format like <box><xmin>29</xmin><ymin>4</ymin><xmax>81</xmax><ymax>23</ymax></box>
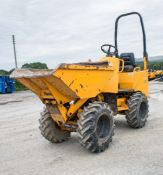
<box><xmin>120</xmin><ymin>53</ymin><xmax>136</xmax><ymax>72</ymax></box>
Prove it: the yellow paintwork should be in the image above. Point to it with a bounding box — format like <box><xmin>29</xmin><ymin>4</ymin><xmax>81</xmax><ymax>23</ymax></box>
<box><xmin>148</xmin><ymin>63</ymin><xmax>163</xmax><ymax>81</ymax></box>
<box><xmin>155</xmin><ymin>70</ymin><xmax>162</xmax><ymax>76</ymax></box>
<box><xmin>117</xmin><ymin>98</ymin><xmax>128</xmax><ymax>111</ymax></box>
<box><xmin>148</xmin><ymin>69</ymin><xmax>163</xmax><ymax>81</ymax></box>
<box><xmin>119</xmin><ymin>70</ymin><xmax>148</xmax><ymax>96</ymax></box>
<box><xmin>55</xmin><ymin>58</ymin><xmax>119</xmax><ymax>98</ymax></box>
<box><xmin>11</xmin><ymin>55</ymin><xmax>148</xmax><ymax>128</ymax></box>
<box><xmin>67</xmin><ymin>99</ymin><xmax>87</xmax><ymax>117</ymax></box>
<box><xmin>144</xmin><ymin>57</ymin><xmax>148</xmax><ymax>70</ymax></box>
<box><xmin>148</xmin><ymin>71</ymin><xmax>155</xmax><ymax>80</ymax></box>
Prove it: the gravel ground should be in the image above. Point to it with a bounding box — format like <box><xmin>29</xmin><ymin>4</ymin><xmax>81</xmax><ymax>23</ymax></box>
<box><xmin>0</xmin><ymin>82</ymin><xmax>163</xmax><ymax>175</ymax></box>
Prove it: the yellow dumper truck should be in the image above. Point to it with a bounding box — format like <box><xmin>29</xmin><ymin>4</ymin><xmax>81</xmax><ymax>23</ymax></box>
<box><xmin>11</xmin><ymin>12</ymin><xmax>149</xmax><ymax>153</ymax></box>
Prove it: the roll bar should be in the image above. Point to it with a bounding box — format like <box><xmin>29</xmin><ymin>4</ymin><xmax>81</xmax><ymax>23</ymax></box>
<box><xmin>114</xmin><ymin>12</ymin><xmax>148</xmax><ymax>63</ymax></box>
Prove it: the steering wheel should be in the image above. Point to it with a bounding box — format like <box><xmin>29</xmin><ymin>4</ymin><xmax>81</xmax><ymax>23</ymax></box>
<box><xmin>101</xmin><ymin>44</ymin><xmax>118</xmax><ymax>56</ymax></box>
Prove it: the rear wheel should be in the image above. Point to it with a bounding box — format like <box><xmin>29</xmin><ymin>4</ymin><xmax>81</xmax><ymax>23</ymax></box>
<box><xmin>126</xmin><ymin>92</ymin><xmax>149</xmax><ymax>128</ymax></box>
<box><xmin>39</xmin><ymin>108</ymin><xmax>70</xmax><ymax>143</ymax></box>
<box><xmin>77</xmin><ymin>102</ymin><xmax>114</xmax><ymax>153</ymax></box>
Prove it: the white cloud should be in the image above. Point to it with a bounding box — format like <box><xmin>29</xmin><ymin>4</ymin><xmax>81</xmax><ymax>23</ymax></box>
<box><xmin>0</xmin><ymin>0</ymin><xmax>163</xmax><ymax>70</ymax></box>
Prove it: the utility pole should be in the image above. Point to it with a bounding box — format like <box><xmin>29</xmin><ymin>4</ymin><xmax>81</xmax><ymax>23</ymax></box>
<box><xmin>12</xmin><ymin>35</ymin><xmax>18</xmax><ymax>68</ymax></box>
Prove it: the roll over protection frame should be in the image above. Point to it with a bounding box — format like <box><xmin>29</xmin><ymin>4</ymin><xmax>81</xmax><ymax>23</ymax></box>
<box><xmin>114</xmin><ymin>12</ymin><xmax>148</xmax><ymax>63</ymax></box>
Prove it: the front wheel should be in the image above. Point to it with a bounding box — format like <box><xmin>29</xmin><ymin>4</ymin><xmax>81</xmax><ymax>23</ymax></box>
<box><xmin>77</xmin><ymin>102</ymin><xmax>114</xmax><ymax>153</ymax></box>
<box><xmin>39</xmin><ymin>108</ymin><xmax>70</xmax><ymax>143</ymax></box>
<box><xmin>125</xmin><ymin>92</ymin><xmax>149</xmax><ymax>128</ymax></box>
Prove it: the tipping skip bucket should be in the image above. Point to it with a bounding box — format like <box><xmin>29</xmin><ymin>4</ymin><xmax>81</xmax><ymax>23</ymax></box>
<box><xmin>10</xmin><ymin>62</ymin><xmax>117</xmax><ymax>103</ymax></box>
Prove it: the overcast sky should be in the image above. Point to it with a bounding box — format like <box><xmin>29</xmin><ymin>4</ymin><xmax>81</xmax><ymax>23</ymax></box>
<box><xmin>0</xmin><ymin>0</ymin><xmax>163</xmax><ymax>70</ymax></box>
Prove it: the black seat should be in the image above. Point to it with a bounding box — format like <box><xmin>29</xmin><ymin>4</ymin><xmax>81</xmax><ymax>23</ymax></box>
<box><xmin>120</xmin><ymin>53</ymin><xmax>136</xmax><ymax>72</ymax></box>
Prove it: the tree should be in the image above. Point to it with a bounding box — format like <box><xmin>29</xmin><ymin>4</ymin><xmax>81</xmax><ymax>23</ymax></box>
<box><xmin>21</xmin><ymin>62</ymin><xmax>48</xmax><ymax>69</ymax></box>
<box><xmin>136</xmin><ymin>61</ymin><xmax>163</xmax><ymax>70</ymax></box>
<box><xmin>0</xmin><ymin>69</ymin><xmax>9</xmax><ymax>75</ymax></box>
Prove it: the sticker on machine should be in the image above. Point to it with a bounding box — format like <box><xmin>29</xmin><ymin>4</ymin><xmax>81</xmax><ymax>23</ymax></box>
<box><xmin>128</xmin><ymin>73</ymin><xmax>133</xmax><ymax>76</ymax></box>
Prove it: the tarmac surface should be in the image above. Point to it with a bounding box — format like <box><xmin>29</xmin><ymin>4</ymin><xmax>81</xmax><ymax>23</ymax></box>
<box><xmin>0</xmin><ymin>81</ymin><xmax>163</xmax><ymax>175</ymax></box>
